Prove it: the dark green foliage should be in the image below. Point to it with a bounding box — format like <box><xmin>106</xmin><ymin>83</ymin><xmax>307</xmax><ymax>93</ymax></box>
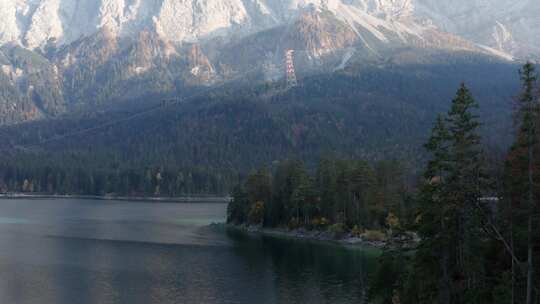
<box><xmin>362</xmin><ymin>64</ymin><xmax>540</xmax><ymax>304</ymax></box>
<box><xmin>227</xmin><ymin>185</ymin><xmax>249</xmax><ymax>225</ymax></box>
<box><xmin>245</xmin><ymin>167</ymin><xmax>272</xmax><ymax>205</ymax></box>
<box><xmin>227</xmin><ymin>157</ymin><xmax>411</xmax><ymax>231</ymax></box>
<box><xmin>391</xmin><ymin>84</ymin><xmax>493</xmax><ymax>304</ymax></box>
<box><xmin>0</xmin><ymin>152</ymin><xmax>233</xmax><ymax>196</ymax></box>
<box><xmin>368</xmin><ymin>249</ymin><xmax>409</xmax><ymax>304</ymax></box>
<box><xmin>503</xmin><ymin>62</ymin><xmax>540</xmax><ymax>304</ymax></box>
<box><xmin>0</xmin><ymin>57</ymin><xmax>520</xmax><ymax>196</ymax></box>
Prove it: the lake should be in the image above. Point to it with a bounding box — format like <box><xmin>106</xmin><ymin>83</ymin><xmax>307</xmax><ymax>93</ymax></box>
<box><xmin>0</xmin><ymin>198</ymin><xmax>377</xmax><ymax>304</ymax></box>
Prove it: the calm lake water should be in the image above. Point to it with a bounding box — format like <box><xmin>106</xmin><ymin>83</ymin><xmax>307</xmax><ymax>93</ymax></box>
<box><xmin>0</xmin><ymin>198</ymin><xmax>378</xmax><ymax>304</ymax></box>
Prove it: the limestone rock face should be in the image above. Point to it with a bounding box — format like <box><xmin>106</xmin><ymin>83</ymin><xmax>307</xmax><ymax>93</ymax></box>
<box><xmin>0</xmin><ymin>0</ymin><xmax>537</xmax><ymax>59</ymax></box>
<box><xmin>0</xmin><ymin>0</ymin><xmax>535</xmax><ymax>126</ymax></box>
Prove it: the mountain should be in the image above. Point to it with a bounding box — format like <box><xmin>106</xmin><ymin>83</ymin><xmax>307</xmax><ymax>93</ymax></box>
<box><xmin>0</xmin><ymin>45</ymin><xmax>64</xmax><ymax>123</ymax></box>
<box><xmin>2</xmin><ymin>0</ymin><xmax>538</xmax><ymax>59</ymax></box>
<box><xmin>0</xmin><ymin>0</ymin><xmax>528</xmax><ymax>195</ymax></box>
<box><xmin>415</xmin><ymin>0</ymin><xmax>540</xmax><ymax>60</ymax></box>
<box><xmin>0</xmin><ymin>55</ymin><xmax>520</xmax><ymax>195</ymax></box>
<box><xmin>0</xmin><ymin>0</ymin><xmax>529</xmax><ymax>126</ymax></box>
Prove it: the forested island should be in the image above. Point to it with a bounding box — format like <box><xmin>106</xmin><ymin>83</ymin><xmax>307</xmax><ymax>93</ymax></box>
<box><xmin>227</xmin><ymin>64</ymin><xmax>540</xmax><ymax>304</ymax></box>
<box><xmin>227</xmin><ymin>157</ymin><xmax>412</xmax><ymax>244</ymax></box>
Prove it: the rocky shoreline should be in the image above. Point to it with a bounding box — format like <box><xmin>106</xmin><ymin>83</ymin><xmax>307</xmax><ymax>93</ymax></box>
<box><xmin>228</xmin><ymin>224</ymin><xmax>419</xmax><ymax>250</ymax></box>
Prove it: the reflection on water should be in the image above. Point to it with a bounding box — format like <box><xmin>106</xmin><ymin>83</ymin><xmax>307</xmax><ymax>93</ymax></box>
<box><xmin>0</xmin><ymin>199</ymin><xmax>377</xmax><ymax>304</ymax></box>
<box><xmin>224</xmin><ymin>229</ymin><xmax>378</xmax><ymax>304</ymax></box>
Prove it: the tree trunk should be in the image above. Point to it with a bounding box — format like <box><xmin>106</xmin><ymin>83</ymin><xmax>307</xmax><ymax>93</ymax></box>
<box><xmin>511</xmin><ymin>213</ymin><xmax>515</xmax><ymax>304</ymax></box>
<box><xmin>440</xmin><ymin>218</ymin><xmax>451</xmax><ymax>304</ymax></box>
<box><xmin>526</xmin><ymin>213</ymin><xmax>534</xmax><ymax>304</ymax></box>
<box><xmin>527</xmin><ymin>111</ymin><xmax>535</xmax><ymax>304</ymax></box>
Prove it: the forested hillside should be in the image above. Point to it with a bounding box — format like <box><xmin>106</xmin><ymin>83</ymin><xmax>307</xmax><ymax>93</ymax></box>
<box><xmin>0</xmin><ymin>58</ymin><xmax>519</xmax><ymax>196</ymax></box>
<box><xmin>228</xmin><ymin>65</ymin><xmax>540</xmax><ymax>304</ymax></box>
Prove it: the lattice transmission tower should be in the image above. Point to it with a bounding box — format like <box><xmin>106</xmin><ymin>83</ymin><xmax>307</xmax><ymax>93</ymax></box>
<box><xmin>285</xmin><ymin>49</ymin><xmax>297</xmax><ymax>88</ymax></box>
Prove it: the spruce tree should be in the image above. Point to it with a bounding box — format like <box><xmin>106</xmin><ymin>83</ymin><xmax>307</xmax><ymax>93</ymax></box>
<box><xmin>411</xmin><ymin>114</ymin><xmax>452</xmax><ymax>304</ymax></box>
<box><xmin>519</xmin><ymin>63</ymin><xmax>539</xmax><ymax>304</ymax></box>
<box><xmin>404</xmin><ymin>84</ymin><xmax>487</xmax><ymax>303</ymax></box>
<box><xmin>446</xmin><ymin>84</ymin><xmax>486</xmax><ymax>302</ymax></box>
<box><xmin>505</xmin><ymin>62</ymin><xmax>539</xmax><ymax>304</ymax></box>
<box><xmin>227</xmin><ymin>184</ymin><xmax>249</xmax><ymax>224</ymax></box>
<box><xmin>316</xmin><ymin>157</ymin><xmax>338</xmax><ymax>222</ymax></box>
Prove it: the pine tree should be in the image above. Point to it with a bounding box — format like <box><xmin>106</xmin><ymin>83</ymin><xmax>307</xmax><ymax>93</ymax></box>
<box><xmin>316</xmin><ymin>157</ymin><xmax>337</xmax><ymax>222</ymax></box>
<box><xmin>505</xmin><ymin>62</ymin><xmax>539</xmax><ymax>304</ymax></box>
<box><xmin>404</xmin><ymin>84</ymin><xmax>487</xmax><ymax>303</ymax></box>
<box><xmin>227</xmin><ymin>184</ymin><xmax>249</xmax><ymax>224</ymax></box>
<box><xmin>350</xmin><ymin>160</ymin><xmax>375</xmax><ymax>227</ymax></box>
<box><xmin>519</xmin><ymin>63</ymin><xmax>539</xmax><ymax>304</ymax></box>
<box><xmin>445</xmin><ymin>84</ymin><xmax>486</xmax><ymax>302</ymax></box>
<box><xmin>406</xmin><ymin>114</ymin><xmax>452</xmax><ymax>304</ymax></box>
<box><xmin>245</xmin><ymin>167</ymin><xmax>272</xmax><ymax>205</ymax></box>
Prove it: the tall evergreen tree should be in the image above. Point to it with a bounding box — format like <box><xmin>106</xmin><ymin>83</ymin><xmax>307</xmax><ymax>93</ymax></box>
<box><xmin>227</xmin><ymin>184</ymin><xmax>249</xmax><ymax>225</ymax></box>
<box><xmin>519</xmin><ymin>63</ymin><xmax>539</xmax><ymax>304</ymax></box>
<box><xmin>445</xmin><ymin>84</ymin><xmax>486</xmax><ymax>302</ymax></box>
<box><xmin>504</xmin><ymin>62</ymin><xmax>539</xmax><ymax>304</ymax></box>
<box><xmin>404</xmin><ymin>114</ymin><xmax>452</xmax><ymax>304</ymax></box>
<box><xmin>404</xmin><ymin>84</ymin><xmax>487</xmax><ymax>304</ymax></box>
<box><xmin>316</xmin><ymin>157</ymin><xmax>337</xmax><ymax>222</ymax></box>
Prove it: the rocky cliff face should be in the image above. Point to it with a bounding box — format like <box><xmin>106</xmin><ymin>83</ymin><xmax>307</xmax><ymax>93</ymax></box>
<box><xmin>1</xmin><ymin>0</ymin><xmax>537</xmax><ymax>59</ymax></box>
<box><xmin>55</xmin><ymin>27</ymin><xmax>217</xmax><ymax>107</ymax></box>
<box><xmin>290</xmin><ymin>9</ymin><xmax>359</xmax><ymax>58</ymax></box>
<box><xmin>0</xmin><ymin>0</ymin><xmax>532</xmax><ymax>126</ymax></box>
<box><xmin>415</xmin><ymin>0</ymin><xmax>540</xmax><ymax>60</ymax></box>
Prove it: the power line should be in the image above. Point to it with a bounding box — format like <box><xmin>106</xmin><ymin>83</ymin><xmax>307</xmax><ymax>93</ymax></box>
<box><xmin>3</xmin><ymin>41</ymin><xmax>310</xmax><ymax>152</ymax></box>
<box><xmin>7</xmin><ymin>65</ymin><xmax>268</xmax><ymax>152</ymax></box>
<box><xmin>22</xmin><ymin>104</ymin><xmax>163</xmax><ymax>149</ymax></box>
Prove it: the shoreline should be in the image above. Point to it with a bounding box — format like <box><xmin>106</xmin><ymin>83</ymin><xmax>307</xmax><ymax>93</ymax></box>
<box><xmin>227</xmin><ymin>224</ymin><xmax>400</xmax><ymax>249</ymax></box>
<box><xmin>0</xmin><ymin>193</ymin><xmax>231</xmax><ymax>203</ymax></box>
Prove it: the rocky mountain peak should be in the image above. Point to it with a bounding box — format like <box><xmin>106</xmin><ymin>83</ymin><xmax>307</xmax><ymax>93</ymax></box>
<box><xmin>56</xmin><ymin>26</ymin><xmax>119</xmax><ymax>69</ymax></box>
<box><xmin>287</xmin><ymin>9</ymin><xmax>358</xmax><ymax>58</ymax></box>
<box><xmin>0</xmin><ymin>0</ymin><xmax>536</xmax><ymax>127</ymax></box>
<box><xmin>132</xmin><ymin>29</ymin><xmax>177</xmax><ymax>61</ymax></box>
<box><xmin>0</xmin><ymin>0</ymin><xmax>537</xmax><ymax>59</ymax></box>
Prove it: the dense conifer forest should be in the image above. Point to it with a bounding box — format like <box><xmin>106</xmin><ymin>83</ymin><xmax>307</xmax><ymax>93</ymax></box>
<box><xmin>227</xmin><ymin>64</ymin><xmax>540</xmax><ymax>304</ymax></box>
<box><xmin>227</xmin><ymin>158</ymin><xmax>413</xmax><ymax>232</ymax></box>
<box><xmin>0</xmin><ymin>56</ymin><xmax>537</xmax><ymax>303</ymax></box>
<box><xmin>0</xmin><ymin>60</ymin><xmax>519</xmax><ymax>196</ymax></box>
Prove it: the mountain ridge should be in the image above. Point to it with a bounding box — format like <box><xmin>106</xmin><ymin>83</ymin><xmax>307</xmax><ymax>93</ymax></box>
<box><xmin>0</xmin><ymin>0</ymin><xmax>532</xmax><ymax>126</ymax></box>
<box><xmin>2</xmin><ymin>0</ymin><xmax>536</xmax><ymax>59</ymax></box>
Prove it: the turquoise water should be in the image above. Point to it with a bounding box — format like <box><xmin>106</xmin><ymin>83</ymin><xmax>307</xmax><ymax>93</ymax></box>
<box><xmin>0</xmin><ymin>198</ymin><xmax>376</xmax><ymax>304</ymax></box>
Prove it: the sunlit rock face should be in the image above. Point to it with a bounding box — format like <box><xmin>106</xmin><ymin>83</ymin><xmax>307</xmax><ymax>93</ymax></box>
<box><xmin>0</xmin><ymin>0</ymin><xmax>537</xmax><ymax>59</ymax></box>
<box><xmin>414</xmin><ymin>0</ymin><xmax>540</xmax><ymax>60</ymax></box>
<box><xmin>0</xmin><ymin>0</ymin><xmax>534</xmax><ymax>126</ymax></box>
